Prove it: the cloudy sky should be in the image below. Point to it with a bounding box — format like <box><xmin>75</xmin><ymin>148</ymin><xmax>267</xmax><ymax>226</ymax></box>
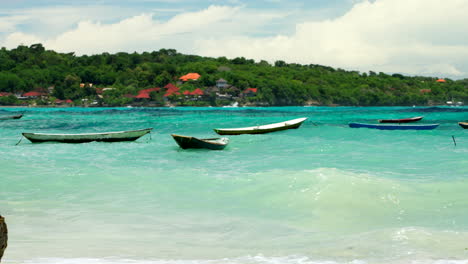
<box><xmin>1</xmin><ymin>0</ymin><xmax>468</xmax><ymax>79</ymax></box>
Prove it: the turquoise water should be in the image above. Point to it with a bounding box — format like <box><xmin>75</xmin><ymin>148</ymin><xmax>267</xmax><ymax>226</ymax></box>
<box><xmin>0</xmin><ymin>106</ymin><xmax>467</xmax><ymax>264</ymax></box>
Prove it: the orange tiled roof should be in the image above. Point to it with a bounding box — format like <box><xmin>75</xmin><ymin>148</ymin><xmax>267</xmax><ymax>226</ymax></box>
<box><xmin>179</xmin><ymin>73</ymin><xmax>201</xmax><ymax>81</ymax></box>
<box><xmin>243</xmin><ymin>88</ymin><xmax>257</xmax><ymax>93</ymax></box>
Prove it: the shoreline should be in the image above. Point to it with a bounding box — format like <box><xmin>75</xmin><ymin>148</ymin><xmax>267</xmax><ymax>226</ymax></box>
<box><xmin>0</xmin><ymin>101</ymin><xmax>465</xmax><ymax>109</ymax></box>
<box><xmin>0</xmin><ymin>104</ymin><xmax>464</xmax><ymax>109</ymax></box>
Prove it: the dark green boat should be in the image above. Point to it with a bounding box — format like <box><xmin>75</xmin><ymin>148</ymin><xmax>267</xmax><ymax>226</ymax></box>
<box><xmin>0</xmin><ymin>114</ymin><xmax>23</xmax><ymax>120</ymax></box>
<box><xmin>171</xmin><ymin>134</ymin><xmax>229</xmax><ymax>150</ymax></box>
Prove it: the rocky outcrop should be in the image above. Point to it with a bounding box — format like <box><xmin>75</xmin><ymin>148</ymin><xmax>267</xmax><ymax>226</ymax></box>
<box><xmin>0</xmin><ymin>215</ymin><xmax>7</xmax><ymax>262</ymax></box>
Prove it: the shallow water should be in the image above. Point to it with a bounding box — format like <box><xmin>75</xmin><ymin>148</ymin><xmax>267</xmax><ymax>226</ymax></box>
<box><xmin>1</xmin><ymin>106</ymin><xmax>467</xmax><ymax>264</ymax></box>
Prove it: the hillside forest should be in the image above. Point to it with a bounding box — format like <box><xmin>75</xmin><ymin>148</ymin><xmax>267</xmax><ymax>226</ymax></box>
<box><xmin>0</xmin><ymin>44</ymin><xmax>466</xmax><ymax>107</ymax></box>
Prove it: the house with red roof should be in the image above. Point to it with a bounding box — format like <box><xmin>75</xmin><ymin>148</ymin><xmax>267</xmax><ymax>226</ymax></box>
<box><xmin>164</xmin><ymin>84</ymin><xmax>180</xmax><ymax>97</ymax></box>
<box><xmin>242</xmin><ymin>88</ymin><xmax>258</xmax><ymax>97</ymax></box>
<box><xmin>191</xmin><ymin>88</ymin><xmax>204</xmax><ymax>96</ymax></box>
<box><xmin>131</xmin><ymin>87</ymin><xmax>161</xmax><ymax>99</ymax></box>
<box><xmin>436</xmin><ymin>79</ymin><xmax>446</xmax><ymax>83</ymax></box>
<box><xmin>164</xmin><ymin>83</ymin><xmax>179</xmax><ymax>90</ymax></box>
<box><xmin>134</xmin><ymin>93</ymin><xmax>151</xmax><ymax>99</ymax></box>
<box><xmin>23</xmin><ymin>91</ymin><xmax>47</xmax><ymax>98</ymax></box>
<box><xmin>21</xmin><ymin>87</ymin><xmax>49</xmax><ymax>99</ymax></box>
<box><xmin>179</xmin><ymin>73</ymin><xmax>201</xmax><ymax>82</ymax></box>
<box><xmin>164</xmin><ymin>90</ymin><xmax>180</xmax><ymax>97</ymax></box>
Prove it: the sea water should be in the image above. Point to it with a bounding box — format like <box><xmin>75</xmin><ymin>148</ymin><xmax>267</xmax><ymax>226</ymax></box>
<box><xmin>0</xmin><ymin>106</ymin><xmax>467</xmax><ymax>264</ymax></box>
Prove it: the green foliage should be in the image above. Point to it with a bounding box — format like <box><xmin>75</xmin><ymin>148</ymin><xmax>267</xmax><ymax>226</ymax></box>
<box><xmin>0</xmin><ymin>72</ymin><xmax>26</xmax><ymax>92</ymax></box>
<box><xmin>0</xmin><ymin>43</ymin><xmax>466</xmax><ymax>106</ymax></box>
<box><xmin>0</xmin><ymin>95</ymin><xmax>19</xmax><ymax>105</ymax></box>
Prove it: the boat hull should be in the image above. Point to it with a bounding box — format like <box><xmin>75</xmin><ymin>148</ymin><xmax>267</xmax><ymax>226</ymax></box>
<box><xmin>459</xmin><ymin>122</ymin><xmax>468</xmax><ymax>129</ymax></box>
<box><xmin>22</xmin><ymin>128</ymin><xmax>152</xmax><ymax>143</ymax></box>
<box><xmin>0</xmin><ymin>114</ymin><xmax>23</xmax><ymax>120</ymax></box>
<box><xmin>378</xmin><ymin>116</ymin><xmax>423</xmax><ymax>123</ymax></box>
<box><xmin>349</xmin><ymin>123</ymin><xmax>439</xmax><ymax>130</ymax></box>
<box><xmin>172</xmin><ymin>134</ymin><xmax>228</xmax><ymax>150</ymax></box>
<box><xmin>214</xmin><ymin>117</ymin><xmax>307</xmax><ymax>135</ymax></box>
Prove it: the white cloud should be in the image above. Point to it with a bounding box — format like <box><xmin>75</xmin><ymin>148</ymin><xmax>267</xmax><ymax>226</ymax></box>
<box><xmin>196</xmin><ymin>0</ymin><xmax>468</xmax><ymax>78</ymax></box>
<box><xmin>1</xmin><ymin>5</ymin><xmax>284</xmax><ymax>55</ymax></box>
<box><xmin>3</xmin><ymin>32</ymin><xmax>43</xmax><ymax>48</ymax></box>
<box><xmin>0</xmin><ymin>5</ymin><xmax>140</xmax><ymax>37</ymax></box>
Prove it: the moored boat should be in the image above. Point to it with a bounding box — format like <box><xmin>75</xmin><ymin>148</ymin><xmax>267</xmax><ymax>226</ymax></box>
<box><xmin>171</xmin><ymin>134</ymin><xmax>229</xmax><ymax>150</ymax></box>
<box><xmin>349</xmin><ymin>122</ymin><xmax>439</xmax><ymax>130</ymax></box>
<box><xmin>378</xmin><ymin>116</ymin><xmax>423</xmax><ymax>123</ymax></box>
<box><xmin>0</xmin><ymin>114</ymin><xmax>23</xmax><ymax>120</ymax></box>
<box><xmin>459</xmin><ymin>122</ymin><xmax>468</xmax><ymax>129</ymax></box>
<box><xmin>22</xmin><ymin>128</ymin><xmax>152</xmax><ymax>143</ymax></box>
<box><xmin>214</xmin><ymin>117</ymin><xmax>307</xmax><ymax>135</ymax></box>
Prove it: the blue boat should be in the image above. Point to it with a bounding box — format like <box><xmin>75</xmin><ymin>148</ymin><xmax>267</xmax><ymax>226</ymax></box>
<box><xmin>349</xmin><ymin>122</ymin><xmax>439</xmax><ymax>130</ymax></box>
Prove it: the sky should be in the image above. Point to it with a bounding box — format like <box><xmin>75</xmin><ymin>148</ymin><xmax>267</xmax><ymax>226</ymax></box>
<box><xmin>1</xmin><ymin>0</ymin><xmax>468</xmax><ymax>79</ymax></box>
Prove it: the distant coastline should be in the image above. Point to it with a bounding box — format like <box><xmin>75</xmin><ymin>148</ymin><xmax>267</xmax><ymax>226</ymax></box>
<box><xmin>0</xmin><ymin>44</ymin><xmax>466</xmax><ymax>108</ymax></box>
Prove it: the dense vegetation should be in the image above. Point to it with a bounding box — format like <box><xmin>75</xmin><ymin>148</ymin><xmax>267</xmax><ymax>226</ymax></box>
<box><xmin>0</xmin><ymin>44</ymin><xmax>467</xmax><ymax>106</ymax></box>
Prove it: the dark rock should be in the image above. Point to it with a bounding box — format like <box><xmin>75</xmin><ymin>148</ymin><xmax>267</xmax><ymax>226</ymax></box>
<box><xmin>0</xmin><ymin>215</ymin><xmax>7</xmax><ymax>262</ymax></box>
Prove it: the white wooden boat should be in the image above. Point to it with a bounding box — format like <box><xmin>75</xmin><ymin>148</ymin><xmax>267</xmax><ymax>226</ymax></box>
<box><xmin>22</xmin><ymin>128</ymin><xmax>152</xmax><ymax>143</ymax></box>
<box><xmin>214</xmin><ymin>117</ymin><xmax>307</xmax><ymax>135</ymax></box>
<box><xmin>378</xmin><ymin>116</ymin><xmax>423</xmax><ymax>123</ymax></box>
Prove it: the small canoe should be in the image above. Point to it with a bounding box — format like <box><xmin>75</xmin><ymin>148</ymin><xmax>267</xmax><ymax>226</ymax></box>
<box><xmin>378</xmin><ymin>116</ymin><xmax>423</xmax><ymax>123</ymax></box>
<box><xmin>349</xmin><ymin>123</ymin><xmax>439</xmax><ymax>130</ymax></box>
<box><xmin>214</xmin><ymin>117</ymin><xmax>307</xmax><ymax>135</ymax></box>
<box><xmin>459</xmin><ymin>122</ymin><xmax>468</xmax><ymax>129</ymax></box>
<box><xmin>22</xmin><ymin>128</ymin><xmax>152</xmax><ymax>143</ymax></box>
<box><xmin>172</xmin><ymin>134</ymin><xmax>229</xmax><ymax>150</ymax></box>
<box><xmin>0</xmin><ymin>114</ymin><xmax>23</xmax><ymax>120</ymax></box>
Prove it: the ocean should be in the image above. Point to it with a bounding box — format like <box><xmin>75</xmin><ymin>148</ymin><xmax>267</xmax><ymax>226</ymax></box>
<box><xmin>0</xmin><ymin>106</ymin><xmax>467</xmax><ymax>264</ymax></box>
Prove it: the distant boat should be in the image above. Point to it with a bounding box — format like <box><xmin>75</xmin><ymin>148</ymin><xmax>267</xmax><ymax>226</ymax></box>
<box><xmin>171</xmin><ymin>134</ymin><xmax>229</xmax><ymax>150</ymax></box>
<box><xmin>22</xmin><ymin>128</ymin><xmax>152</xmax><ymax>143</ymax></box>
<box><xmin>214</xmin><ymin>117</ymin><xmax>307</xmax><ymax>135</ymax></box>
<box><xmin>0</xmin><ymin>114</ymin><xmax>23</xmax><ymax>120</ymax></box>
<box><xmin>349</xmin><ymin>122</ymin><xmax>439</xmax><ymax>130</ymax></box>
<box><xmin>378</xmin><ymin>116</ymin><xmax>423</xmax><ymax>123</ymax></box>
<box><xmin>223</xmin><ymin>102</ymin><xmax>239</xmax><ymax>108</ymax></box>
<box><xmin>459</xmin><ymin>122</ymin><xmax>468</xmax><ymax>129</ymax></box>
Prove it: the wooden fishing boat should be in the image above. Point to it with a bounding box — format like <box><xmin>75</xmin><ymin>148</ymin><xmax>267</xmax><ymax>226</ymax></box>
<box><xmin>378</xmin><ymin>116</ymin><xmax>423</xmax><ymax>123</ymax></box>
<box><xmin>0</xmin><ymin>114</ymin><xmax>23</xmax><ymax>120</ymax></box>
<box><xmin>22</xmin><ymin>128</ymin><xmax>152</xmax><ymax>143</ymax></box>
<box><xmin>459</xmin><ymin>122</ymin><xmax>468</xmax><ymax>129</ymax></box>
<box><xmin>171</xmin><ymin>134</ymin><xmax>229</xmax><ymax>150</ymax></box>
<box><xmin>349</xmin><ymin>122</ymin><xmax>439</xmax><ymax>130</ymax></box>
<box><xmin>214</xmin><ymin>117</ymin><xmax>307</xmax><ymax>135</ymax></box>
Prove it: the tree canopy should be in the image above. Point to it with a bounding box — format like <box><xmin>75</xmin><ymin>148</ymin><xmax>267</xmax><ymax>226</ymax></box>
<box><xmin>0</xmin><ymin>44</ymin><xmax>466</xmax><ymax>106</ymax></box>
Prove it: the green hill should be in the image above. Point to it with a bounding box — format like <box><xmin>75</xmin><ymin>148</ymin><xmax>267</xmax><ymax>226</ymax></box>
<box><xmin>0</xmin><ymin>44</ymin><xmax>466</xmax><ymax>106</ymax></box>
